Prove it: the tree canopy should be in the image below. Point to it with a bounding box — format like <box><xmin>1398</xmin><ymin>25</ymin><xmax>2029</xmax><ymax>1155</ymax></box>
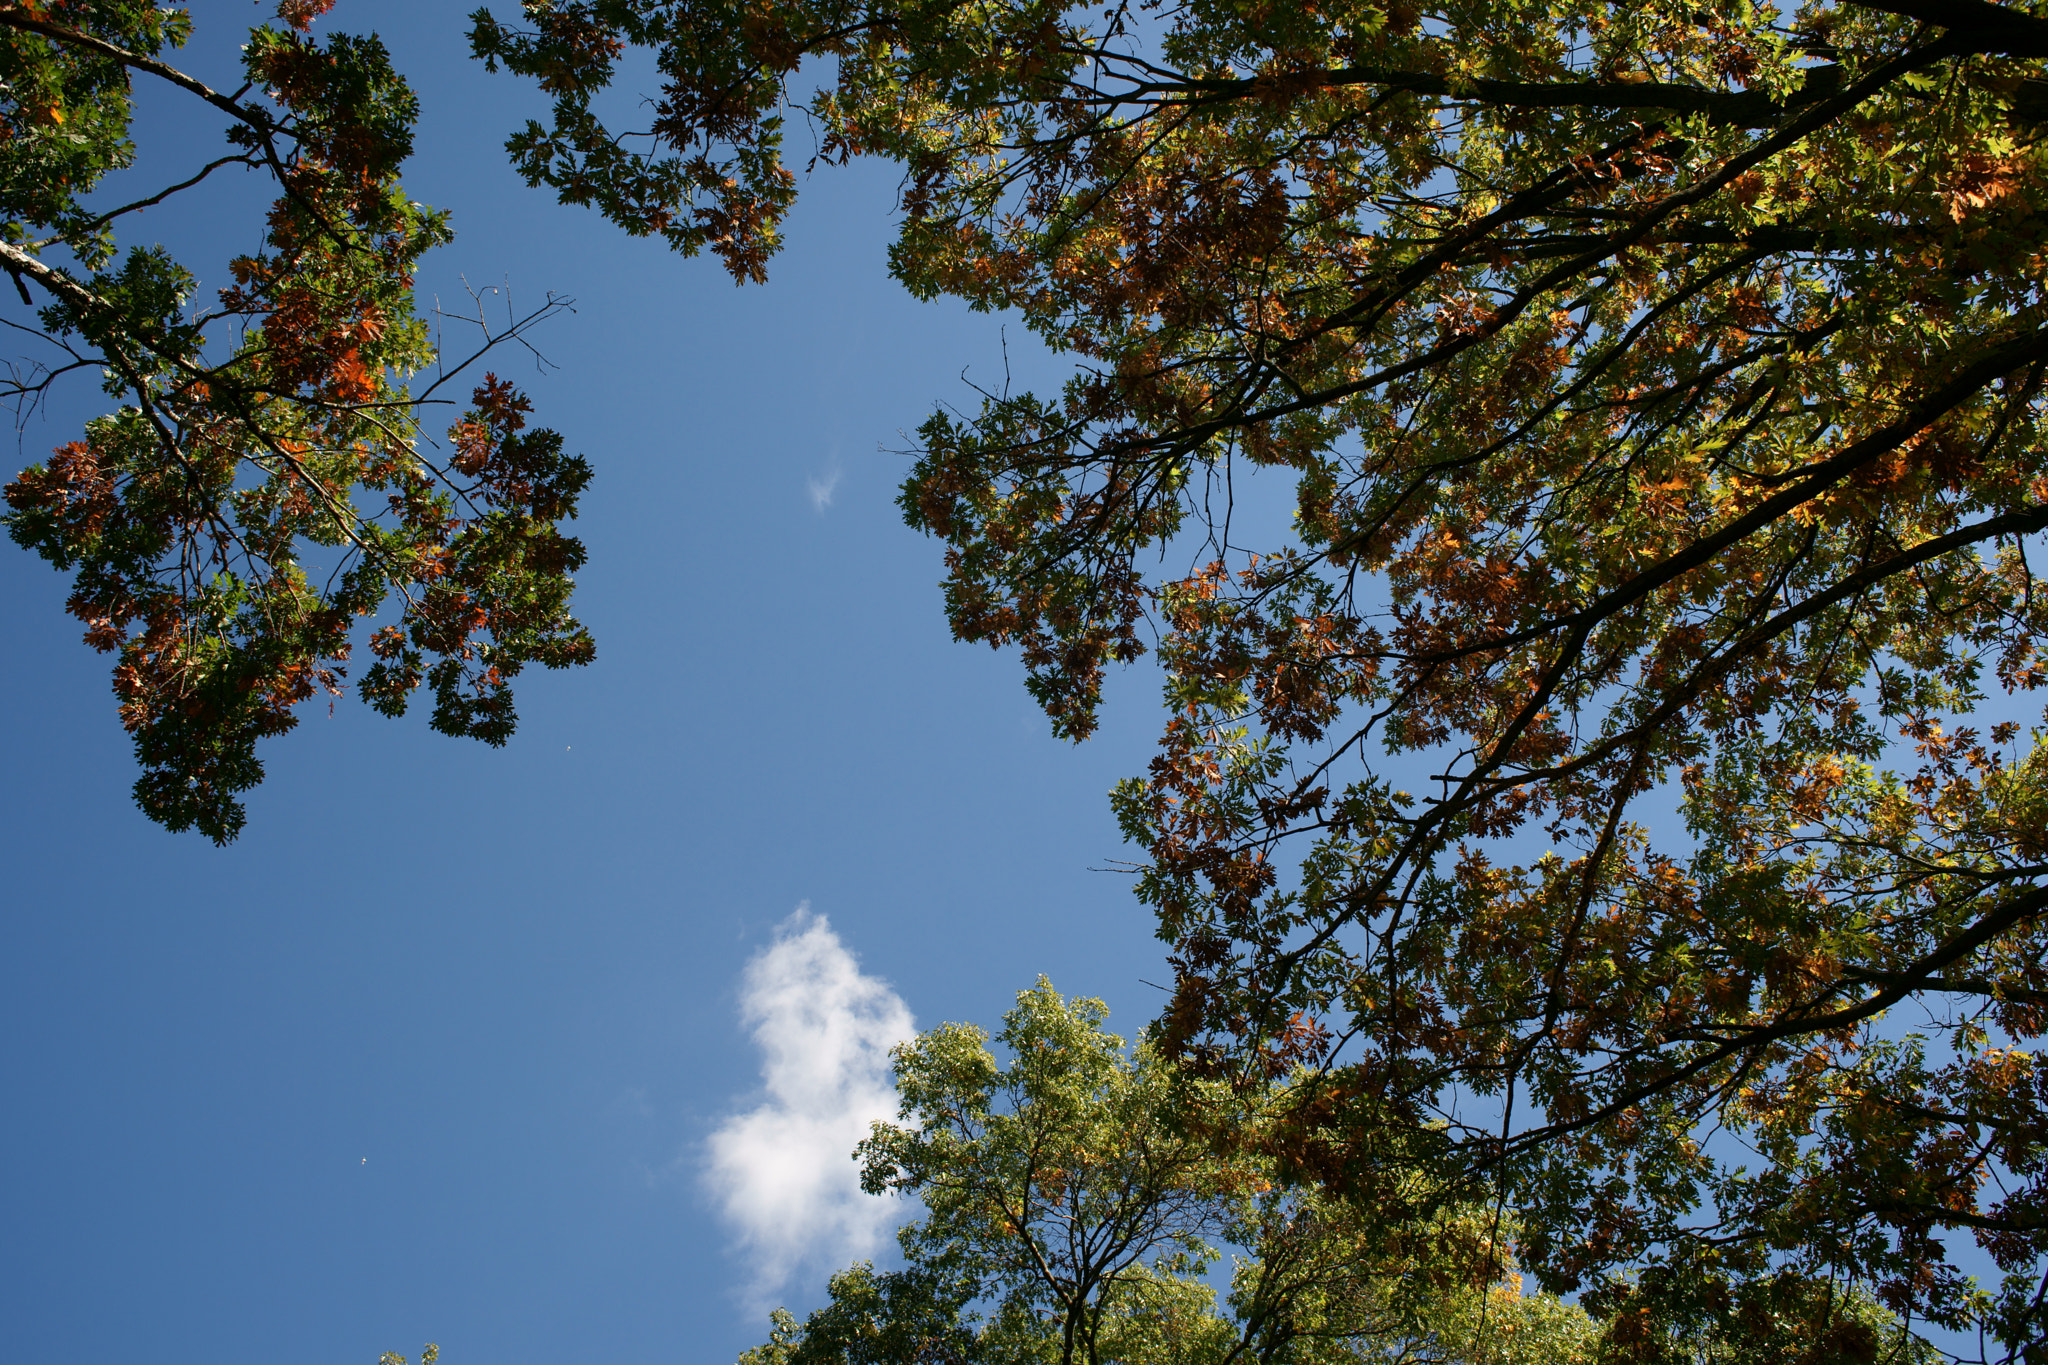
<box><xmin>741</xmin><ymin>980</ymin><xmax>1613</xmax><ymax>1365</ymax></box>
<box><xmin>741</xmin><ymin>981</ymin><xmax>1938</xmax><ymax>1365</ymax></box>
<box><xmin>0</xmin><ymin>0</ymin><xmax>593</xmax><ymax>841</ymax></box>
<box><xmin>473</xmin><ymin>0</ymin><xmax>2048</xmax><ymax>1353</ymax></box>
<box><xmin>12</xmin><ymin>0</ymin><xmax>2048</xmax><ymax>1354</ymax></box>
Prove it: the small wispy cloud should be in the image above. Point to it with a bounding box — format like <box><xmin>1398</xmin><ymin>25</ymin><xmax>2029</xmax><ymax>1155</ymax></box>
<box><xmin>806</xmin><ymin>455</ymin><xmax>842</xmax><ymax>512</ymax></box>
<box><xmin>703</xmin><ymin>905</ymin><xmax>915</xmax><ymax>1306</ymax></box>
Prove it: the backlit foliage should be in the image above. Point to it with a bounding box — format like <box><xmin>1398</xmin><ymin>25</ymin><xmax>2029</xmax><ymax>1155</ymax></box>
<box><xmin>2</xmin><ymin>1</ymin><xmax>593</xmax><ymax>841</ymax></box>
<box><xmin>484</xmin><ymin>0</ymin><xmax>2048</xmax><ymax>1353</ymax></box>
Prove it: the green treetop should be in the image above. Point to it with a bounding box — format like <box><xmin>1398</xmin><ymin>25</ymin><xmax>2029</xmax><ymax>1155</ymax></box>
<box><xmin>740</xmin><ymin>980</ymin><xmax>1922</xmax><ymax>1365</ymax></box>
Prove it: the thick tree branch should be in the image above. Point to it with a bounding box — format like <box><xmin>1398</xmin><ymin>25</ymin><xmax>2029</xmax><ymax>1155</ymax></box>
<box><xmin>1137</xmin><ymin>60</ymin><xmax>1846</xmax><ymax>129</ymax></box>
<box><xmin>1840</xmin><ymin>0</ymin><xmax>2048</xmax><ymax>57</ymax></box>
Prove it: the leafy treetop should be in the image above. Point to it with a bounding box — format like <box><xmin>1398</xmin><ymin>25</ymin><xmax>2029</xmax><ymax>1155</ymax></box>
<box><xmin>740</xmin><ymin>980</ymin><xmax>1930</xmax><ymax>1365</ymax></box>
<box><xmin>2</xmin><ymin>0</ymin><xmax>593</xmax><ymax>841</ymax></box>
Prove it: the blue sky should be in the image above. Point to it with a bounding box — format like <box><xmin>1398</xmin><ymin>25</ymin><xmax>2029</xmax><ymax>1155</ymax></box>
<box><xmin>0</xmin><ymin>6</ymin><xmax>1178</xmax><ymax>1362</ymax></box>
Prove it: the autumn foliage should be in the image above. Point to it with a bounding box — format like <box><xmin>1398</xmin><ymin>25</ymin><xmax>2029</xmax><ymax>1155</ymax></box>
<box><xmin>481</xmin><ymin>0</ymin><xmax>2048</xmax><ymax>1354</ymax></box>
<box><xmin>1</xmin><ymin>1</ymin><xmax>592</xmax><ymax>841</ymax></box>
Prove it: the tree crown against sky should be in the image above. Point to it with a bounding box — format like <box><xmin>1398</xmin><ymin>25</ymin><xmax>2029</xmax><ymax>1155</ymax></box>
<box><xmin>470</xmin><ymin>0</ymin><xmax>2048</xmax><ymax>1355</ymax></box>
<box><xmin>0</xmin><ymin>0</ymin><xmax>593</xmax><ymax>841</ymax></box>
<box><xmin>742</xmin><ymin>980</ymin><xmax>1626</xmax><ymax>1365</ymax></box>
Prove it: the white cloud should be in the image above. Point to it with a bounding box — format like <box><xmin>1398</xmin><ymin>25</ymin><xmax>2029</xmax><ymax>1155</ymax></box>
<box><xmin>703</xmin><ymin>905</ymin><xmax>915</xmax><ymax>1305</ymax></box>
<box><xmin>806</xmin><ymin>456</ymin><xmax>842</xmax><ymax>512</ymax></box>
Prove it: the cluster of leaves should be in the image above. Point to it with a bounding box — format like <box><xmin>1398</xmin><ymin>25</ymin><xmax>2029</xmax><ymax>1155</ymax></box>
<box><xmin>739</xmin><ymin>982</ymin><xmax>1934</xmax><ymax>1365</ymax></box>
<box><xmin>1</xmin><ymin>0</ymin><xmax>593</xmax><ymax>841</ymax></box>
<box><xmin>478</xmin><ymin>0</ymin><xmax>2048</xmax><ymax>1353</ymax></box>
<box><xmin>469</xmin><ymin>0</ymin><xmax>801</xmax><ymax>282</ymax></box>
